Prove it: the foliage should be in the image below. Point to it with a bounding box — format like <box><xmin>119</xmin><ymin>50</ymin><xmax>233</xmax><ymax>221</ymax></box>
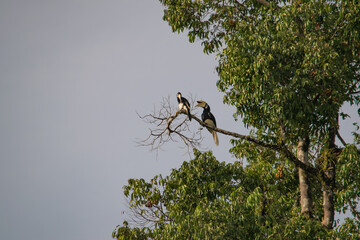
<box><xmin>336</xmin><ymin>144</ymin><xmax>360</xmax><ymax>219</ymax></box>
<box><xmin>112</xmin><ymin>221</ymin><xmax>150</xmax><ymax>240</ymax></box>
<box><xmin>160</xmin><ymin>0</ymin><xmax>360</xmax><ymax>140</ymax></box>
<box><xmin>113</xmin><ymin>150</ymin><xmax>360</xmax><ymax>239</ymax></box>
<box><xmin>114</xmin><ymin>0</ymin><xmax>360</xmax><ymax>239</ymax></box>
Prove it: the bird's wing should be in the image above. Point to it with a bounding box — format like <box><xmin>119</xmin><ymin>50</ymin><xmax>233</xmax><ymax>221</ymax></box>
<box><xmin>208</xmin><ymin>112</ymin><xmax>217</xmax><ymax>127</ymax></box>
<box><xmin>183</xmin><ymin>97</ymin><xmax>191</xmax><ymax>110</ymax></box>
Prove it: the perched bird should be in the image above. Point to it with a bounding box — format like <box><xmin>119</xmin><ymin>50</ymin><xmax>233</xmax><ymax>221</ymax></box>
<box><xmin>196</xmin><ymin>100</ymin><xmax>219</xmax><ymax>146</ymax></box>
<box><xmin>177</xmin><ymin>92</ymin><xmax>192</xmax><ymax>121</ymax></box>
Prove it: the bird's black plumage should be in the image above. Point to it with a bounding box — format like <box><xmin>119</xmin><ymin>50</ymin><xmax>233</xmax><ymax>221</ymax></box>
<box><xmin>201</xmin><ymin>104</ymin><xmax>216</xmax><ymax>127</ymax></box>
<box><xmin>196</xmin><ymin>100</ymin><xmax>219</xmax><ymax>145</ymax></box>
<box><xmin>177</xmin><ymin>92</ymin><xmax>191</xmax><ymax>121</ymax></box>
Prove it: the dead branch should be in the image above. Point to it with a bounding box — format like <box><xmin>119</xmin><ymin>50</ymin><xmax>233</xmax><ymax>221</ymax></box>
<box><xmin>138</xmin><ymin>96</ymin><xmax>318</xmax><ymax>175</ymax></box>
<box><xmin>137</xmin><ymin>96</ymin><xmax>203</xmax><ymax>154</ymax></box>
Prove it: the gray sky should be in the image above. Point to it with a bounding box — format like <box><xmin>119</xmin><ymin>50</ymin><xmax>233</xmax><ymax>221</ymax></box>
<box><xmin>0</xmin><ymin>1</ymin><xmax>239</xmax><ymax>240</ymax></box>
<box><xmin>0</xmin><ymin>1</ymin><xmax>358</xmax><ymax>240</ymax></box>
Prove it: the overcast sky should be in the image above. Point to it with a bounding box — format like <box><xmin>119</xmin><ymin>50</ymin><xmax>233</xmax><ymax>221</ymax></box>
<box><xmin>0</xmin><ymin>1</ymin><xmax>358</xmax><ymax>240</ymax></box>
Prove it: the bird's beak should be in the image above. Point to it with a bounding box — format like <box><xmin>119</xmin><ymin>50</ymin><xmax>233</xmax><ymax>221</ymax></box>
<box><xmin>196</xmin><ymin>100</ymin><xmax>204</xmax><ymax>107</ymax></box>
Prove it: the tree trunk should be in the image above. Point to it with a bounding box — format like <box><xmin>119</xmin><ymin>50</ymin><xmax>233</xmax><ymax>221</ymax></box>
<box><xmin>322</xmin><ymin>188</ymin><xmax>334</xmax><ymax>228</ymax></box>
<box><xmin>321</xmin><ymin>128</ymin><xmax>337</xmax><ymax>229</ymax></box>
<box><xmin>297</xmin><ymin>138</ymin><xmax>312</xmax><ymax>218</ymax></box>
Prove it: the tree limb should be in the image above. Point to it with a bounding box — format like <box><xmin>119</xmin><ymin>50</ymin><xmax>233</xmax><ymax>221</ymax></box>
<box><xmin>336</xmin><ymin>130</ymin><xmax>347</xmax><ymax>147</ymax></box>
<box><xmin>191</xmin><ymin>114</ymin><xmax>318</xmax><ymax>175</ymax></box>
<box><xmin>336</xmin><ymin>130</ymin><xmax>360</xmax><ymax>155</ymax></box>
<box><xmin>138</xmin><ymin>96</ymin><xmax>317</xmax><ymax>175</ymax></box>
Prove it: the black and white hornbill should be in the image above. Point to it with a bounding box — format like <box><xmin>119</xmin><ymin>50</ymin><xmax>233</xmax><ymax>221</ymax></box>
<box><xmin>196</xmin><ymin>100</ymin><xmax>219</xmax><ymax>146</ymax></box>
<box><xmin>177</xmin><ymin>92</ymin><xmax>192</xmax><ymax>121</ymax></box>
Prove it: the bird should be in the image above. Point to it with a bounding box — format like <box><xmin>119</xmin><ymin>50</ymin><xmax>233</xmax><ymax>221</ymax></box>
<box><xmin>177</xmin><ymin>92</ymin><xmax>192</xmax><ymax>121</ymax></box>
<box><xmin>196</xmin><ymin>100</ymin><xmax>219</xmax><ymax>145</ymax></box>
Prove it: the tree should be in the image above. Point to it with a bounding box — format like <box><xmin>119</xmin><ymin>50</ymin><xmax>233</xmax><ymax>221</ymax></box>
<box><xmin>113</xmin><ymin>150</ymin><xmax>359</xmax><ymax>239</ymax></box>
<box><xmin>114</xmin><ymin>0</ymin><xmax>360</xmax><ymax>238</ymax></box>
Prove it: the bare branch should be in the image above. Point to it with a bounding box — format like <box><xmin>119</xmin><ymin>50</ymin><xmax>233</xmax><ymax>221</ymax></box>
<box><xmin>138</xmin><ymin>96</ymin><xmax>317</xmax><ymax>175</ymax></box>
<box><xmin>137</xmin><ymin>96</ymin><xmax>203</xmax><ymax>154</ymax></box>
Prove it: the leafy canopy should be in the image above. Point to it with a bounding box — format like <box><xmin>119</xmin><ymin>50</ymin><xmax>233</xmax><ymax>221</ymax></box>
<box><xmin>161</xmin><ymin>0</ymin><xmax>360</xmax><ymax>140</ymax></box>
<box><xmin>114</xmin><ymin>0</ymin><xmax>360</xmax><ymax>239</ymax></box>
<box><xmin>113</xmin><ymin>150</ymin><xmax>360</xmax><ymax>239</ymax></box>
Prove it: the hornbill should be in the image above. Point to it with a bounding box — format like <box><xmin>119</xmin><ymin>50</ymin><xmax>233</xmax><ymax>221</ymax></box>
<box><xmin>177</xmin><ymin>92</ymin><xmax>192</xmax><ymax>121</ymax></box>
<box><xmin>196</xmin><ymin>100</ymin><xmax>219</xmax><ymax>146</ymax></box>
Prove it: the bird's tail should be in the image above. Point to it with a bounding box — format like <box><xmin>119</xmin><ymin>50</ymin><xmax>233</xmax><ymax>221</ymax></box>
<box><xmin>187</xmin><ymin>111</ymin><xmax>192</xmax><ymax>121</ymax></box>
<box><xmin>212</xmin><ymin>131</ymin><xmax>219</xmax><ymax>146</ymax></box>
